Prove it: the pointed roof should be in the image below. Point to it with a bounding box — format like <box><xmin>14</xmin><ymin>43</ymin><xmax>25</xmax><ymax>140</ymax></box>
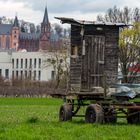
<box><xmin>13</xmin><ymin>16</ymin><xmax>19</xmax><ymax>27</ymax></box>
<box><xmin>42</xmin><ymin>6</ymin><xmax>49</xmax><ymax>24</ymax></box>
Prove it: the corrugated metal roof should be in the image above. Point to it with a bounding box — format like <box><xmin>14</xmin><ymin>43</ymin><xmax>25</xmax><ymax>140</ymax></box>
<box><xmin>0</xmin><ymin>24</ymin><xmax>12</xmax><ymax>35</ymax></box>
<box><xmin>55</xmin><ymin>17</ymin><xmax>128</xmax><ymax>26</ymax></box>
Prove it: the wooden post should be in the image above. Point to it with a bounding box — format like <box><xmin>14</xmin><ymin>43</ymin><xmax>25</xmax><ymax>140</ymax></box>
<box><xmin>103</xmin><ymin>72</ymin><xmax>107</xmax><ymax>98</ymax></box>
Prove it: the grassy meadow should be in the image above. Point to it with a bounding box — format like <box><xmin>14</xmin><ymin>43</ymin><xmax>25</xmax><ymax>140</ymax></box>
<box><xmin>0</xmin><ymin>98</ymin><xmax>139</xmax><ymax>140</ymax></box>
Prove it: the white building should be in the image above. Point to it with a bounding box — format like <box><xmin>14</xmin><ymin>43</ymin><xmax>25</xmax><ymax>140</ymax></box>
<box><xmin>0</xmin><ymin>51</ymin><xmax>55</xmax><ymax>81</ymax></box>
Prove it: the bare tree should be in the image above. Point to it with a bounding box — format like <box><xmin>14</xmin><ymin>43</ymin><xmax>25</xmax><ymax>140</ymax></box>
<box><xmin>54</xmin><ymin>23</ymin><xmax>63</xmax><ymax>38</ymax></box>
<box><xmin>29</xmin><ymin>23</ymin><xmax>36</xmax><ymax>33</ymax></box>
<box><xmin>36</xmin><ymin>25</ymin><xmax>41</xmax><ymax>33</ymax></box>
<box><xmin>43</xmin><ymin>46</ymin><xmax>69</xmax><ymax>90</ymax></box>
<box><xmin>97</xmin><ymin>6</ymin><xmax>140</xmax><ymax>24</ymax></box>
<box><xmin>133</xmin><ymin>8</ymin><xmax>140</xmax><ymax>22</ymax></box>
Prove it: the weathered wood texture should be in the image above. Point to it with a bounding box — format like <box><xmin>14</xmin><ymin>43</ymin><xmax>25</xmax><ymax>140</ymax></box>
<box><xmin>70</xmin><ymin>25</ymin><xmax>119</xmax><ymax>93</ymax></box>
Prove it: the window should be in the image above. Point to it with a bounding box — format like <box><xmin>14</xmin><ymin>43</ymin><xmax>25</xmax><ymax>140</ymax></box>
<box><xmin>21</xmin><ymin>59</ymin><xmax>23</xmax><ymax>68</ymax></box>
<box><xmin>5</xmin><ymin>69</ymin><xmax>9</xmax><ymax>78</ymax></box>
<box><xmin>20</xmin><ymin>71</ymin><xmax>23</xmax><ymax>79</ymax></box>
<box><xmin>25</xmin><ymin>59</ymin><xmax>27</xmax><ymax>68</ymax></box>
<box><xmin>51</xmin><ymin>71</ymin><xmax>55</xmax><ymax>80</ymax></box>
<box><xmin>12</xmin><ymin>59</ymin><xmax>14</xmax><ymax>69</ymax></box>
<box><xmin>14</xmin><ymin>43</ymin><xmax>16</xmax><ymax>46</ymax></box>
<box><xmin>29</xmin><ymin>59</ymin><xmax>32</xmax><ymax>68</ymax></box>
<box><xmin>39</xmin><ymin>58</ymin><xmax>41</xmax><ymax>68</ymax></box>
<box><xmin>16</xmin><ymin>71</ymin><xmax>18</xmax><ymax>78</ymax></box>
<box><xmin>29</xmin><ymin>71</ymin><xmax>32</xmax><ymax>80</ymax></box>
<box><xmin>33</xmin><ymin>71</ymin><xmax>36</xmax><ymax>80</ymax></box>
<box><xmin>38</xmin><ymin>71</ymin><xmax>41</xmax><ymax>80</ymax></box>
<box><xmin>12</xmin><ymin>71</ymin><xmax>14</xmax><ymax>79</ymax></box>
<box><xmin>16</xmin><ymin>59</ymin><xmax>19</xmax><ymax>68</ymax></box>
<box><xmin>34</xmin><ymin>59</ymin><xmax>36</xmax><ymax>68</ymax></box>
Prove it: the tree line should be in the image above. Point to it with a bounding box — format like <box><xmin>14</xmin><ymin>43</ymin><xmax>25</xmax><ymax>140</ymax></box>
<box><xmin>0</xmin><ymin>16</ymin><xmax>70</xmax><ymax>38</ymax></box>
<box><xmin>97</xmin><ymin>6</ymin><xmax>140</xmax><ymax>24</ymax></box>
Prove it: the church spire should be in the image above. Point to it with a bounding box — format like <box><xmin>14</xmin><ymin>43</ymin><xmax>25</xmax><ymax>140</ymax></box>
<box><xmin>13</xmin><ymin>16</ymin><xmax>19</xmax><ymax>27</ymax></box>
<box><xmin>42</xmin><ymin>6</ymin><xmax>49</xmax><ymax>24</ymax></box>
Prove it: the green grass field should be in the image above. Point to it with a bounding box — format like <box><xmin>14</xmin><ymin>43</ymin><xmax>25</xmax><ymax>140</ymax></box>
<box><xmin>0</xmin><ymin>98</ymin><xmax>140</xmax><ymax>140</ymax></box>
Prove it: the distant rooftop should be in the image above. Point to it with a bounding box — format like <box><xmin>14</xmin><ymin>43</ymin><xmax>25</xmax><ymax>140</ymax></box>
<box><xmin>55</xmin><ymin>17</ymin><xmax>128</xmax><ymax>26</ymax></box>
<box><xmin>0</xmin><ymin>24</ymin><xmax>12</xmax><ymax>35</ymax></box>
<box><xmin>13</xmin><ymin>16</ymin><xmax>19</xmax><ymax>27</ymax></box>
<box><xmin>42</xmin><ymin>7</ymin><xmax>49</xmax><ymax>24</ymax></box>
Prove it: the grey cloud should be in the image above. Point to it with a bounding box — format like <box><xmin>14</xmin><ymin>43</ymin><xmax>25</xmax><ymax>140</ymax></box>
<box><xmin>0</xmin><ymin>0</ymin><xmax>127</xmax><ymax>14</ymax></box>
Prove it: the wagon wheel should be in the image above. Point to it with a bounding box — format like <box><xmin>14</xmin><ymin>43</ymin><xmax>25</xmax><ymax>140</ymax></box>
<box><xmin>104</xmin><ymin>107</ymin><xmax>117</xmax><ymax>123</ymax></box>
<box><xmin>127</xmin><ymin>109</ymin><xmax>140</xmax><ymax>124</ymax></box>
<box><xmin>59</xmin><ymin>103</ymin><xmax>72</xmax><ymax>121</ymax></box>
<box><xmin>85</xmin><ymin>104</ymin><xmax>104</xmax><ymax>123</ymax></box>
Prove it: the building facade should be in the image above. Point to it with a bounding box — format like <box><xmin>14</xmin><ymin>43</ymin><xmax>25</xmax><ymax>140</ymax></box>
<box><xmin>0</xmin><ymin>52</ymin><xmax>55</xmax><ymax>81</ymax></box>
<box><xmin>0</xmin><ymin>6</ymin><xmax>66</xmax><ymax>82</ymax></box>
<box><xmin>0</xmin><ymin>7</ymin><xmax>52</xmax><ymax>52</ymax></box>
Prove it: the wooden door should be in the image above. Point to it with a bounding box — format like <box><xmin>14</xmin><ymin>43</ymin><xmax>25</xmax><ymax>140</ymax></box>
<box><xmin>81</xmin><ymin>35</ymin><xmax>105</xmax><ymax>91</ymax></box>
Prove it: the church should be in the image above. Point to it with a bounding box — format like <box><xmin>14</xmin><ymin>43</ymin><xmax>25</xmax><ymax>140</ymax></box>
<box><xmin>0</xmin><ymin>6</ymin><xmax>53</xmax><ymax>52</ymax></box>
<box><xmin>0</xmin><ymin>6</ymin><xmax>66</xmax><ymax>82</ymax></box>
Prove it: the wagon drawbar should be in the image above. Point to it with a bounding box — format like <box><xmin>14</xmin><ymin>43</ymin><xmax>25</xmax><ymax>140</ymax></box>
<box><xmin>54</xmin><ymin>17</ymin><xmax>140</xmax><ymax>124</ymax></box>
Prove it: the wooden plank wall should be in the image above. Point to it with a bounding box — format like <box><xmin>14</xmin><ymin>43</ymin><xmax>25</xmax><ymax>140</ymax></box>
<box><xmin>70</xmin><ymin>25</ymin><xmax>82</xmax><ymax>92</ymax></box>
<box><xmin>104</xmin><ymin>26</ymin><xmax>119</xmax><ymax>85</ymax></box>
<box><xmin>70</xmin><ymin>25</ymin><xmax>119</xmax><ymax>92</ymax></box>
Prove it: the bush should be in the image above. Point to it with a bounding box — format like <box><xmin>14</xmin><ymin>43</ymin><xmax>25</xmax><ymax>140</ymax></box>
<box><xmin>27</xmin><ymin>116</ymin><xmax>39</xmax><ymax>123</ymax></box>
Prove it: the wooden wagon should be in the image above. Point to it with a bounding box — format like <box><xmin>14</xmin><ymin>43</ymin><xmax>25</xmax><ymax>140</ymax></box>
<box><xmin>55</xmin><ymin>17</ymin><xmax>140</xmax><ymax>124</ymax></box>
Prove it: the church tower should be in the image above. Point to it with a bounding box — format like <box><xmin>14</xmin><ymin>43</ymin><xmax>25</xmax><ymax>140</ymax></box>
<box><xmin>39</xmin><ymin>6</ymin><xmax>51</xmax><ymax>50</ymax></box>
<box><xmin>11</xmin><ymin>16</ymin><xmax>20</xmax><ymax>50</ymax></box>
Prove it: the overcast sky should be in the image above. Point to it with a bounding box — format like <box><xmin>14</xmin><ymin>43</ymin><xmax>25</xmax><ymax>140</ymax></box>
<box><xmin>0</xmin><ymin>0</ymin><xmax>140</xmax><ymax>25</ymax></box>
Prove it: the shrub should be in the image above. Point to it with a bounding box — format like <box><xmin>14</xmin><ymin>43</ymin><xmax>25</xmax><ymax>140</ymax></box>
<box><xmin>27</xmin><ymin>116</ymin><xmax>39</xmax><ymax>123</ymax></box>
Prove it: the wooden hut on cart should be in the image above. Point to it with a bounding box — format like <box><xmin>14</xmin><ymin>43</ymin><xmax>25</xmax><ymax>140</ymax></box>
<box><xmin>56</xmin><ymin>17</ymin><xmax>126</xmax><ymax>95</ymax></box>
<box><xmin>55</xmin><ymin>18</ymin><xmax>140</xmax><ymax>124</ymax></box>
